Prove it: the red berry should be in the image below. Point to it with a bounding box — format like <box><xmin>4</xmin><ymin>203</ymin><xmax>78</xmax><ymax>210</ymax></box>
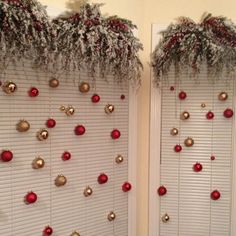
<box><xmin>122</xmin><ymin>182</ymin><xmax>132</xmax><ymax>192</ymax></box>
<box><xmin>74</xmin><ymin>125</ymin><xmax>86</xmax><ymax>135</ymax></box>
<box><xmin>170</xmin><ymin>86</ymin><xmax>175</xmax><ymax>91</ymax></box>
<box><xmin>46</xmin><ymin>118</ymin><xmax>56</xmax><ymax>128</ymax></box>
<box><xmin>28</xmin><ymin>87</ymin><xmax>39</xmax><ymax>97</ymax></box>
<box><xmin>98</xmin><ymin>173</ymin><xmax>108</xmax><ymax>184</ymax></box>
<box><xmin>193</xmin><ymin>162</ymin><xmax>203</xmax><ymax>172</ymax></box>
<box><xmin>206</xmin><ymin>111</ymin><xmax>214</xmax><ymax>120</ymax></box>
<box><xmin>111</xmin><ymin>129</ymin><xmax>121</xmax><ymax>139</ymax></box>
<box><xmin>62</xmin><ymin>151</ymin><xmax>71</xmax><ymax>161</ymax></box>
<box><xmin>211</xmin><ymin>190</ymin><xmax>221</xmax><ymax>200</ymax></box>
<box><xmin>223</xmin><ymin>108</ymin><xmax>234</xmax><ymax>118</ymax></box>
<box><xmin>211</xmin><ymin>155</ymin><xmax>215</xmax><ymax>161</ymax></box>
<box><xmin>174</xmin><ymin>144</ymin><xmax>182</xmax><ymax>152</ymax></box>
<box><xmin>157</xmin><ymin>186</ymin><xmax>167</xmax><ymax>196</ymax></box>
<box><xmin>25</xmin><ymin>191</ymin><xmax>37</xmax><ymax>204</ymax></box>
<box><xmin>120</xmin><ymin>94</ymin><xmax>125</xmax><ymax>100</ymax></box>
<box><xmin>91</xmin><ymin>94</ymin><xmax>100</xmax><ymax>103</ymax></box>
<box><xmin>178</xmin><ymin>91</ymin><xmax>187</xmax><ymax>100</ymax></box>
<box><xmin>1</xmin><ymin>150</ymin><xmax>13</xmax><ymax>162</ymax></box>
<box><xmin>43</xmin><ymin>226</ymin><xmax>53</xmax><ymax>236</ymax></box>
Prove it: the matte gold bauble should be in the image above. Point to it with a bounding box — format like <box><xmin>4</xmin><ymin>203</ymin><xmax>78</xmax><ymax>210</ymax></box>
<box><xmin>162</xmin><ymin>213</ymin><xmax>170</xmax><ymax>223</ymax></box>
<box><xmin>36</xmin><ymin>129</ymin><xmax>49</xmax><ymax>141</ymax></box>
<box><xmin>84</xmin><ymin>186</ymin><xmax>93</xmax><ymax>197</ymax></box>
<box><xmin>115</xmin><ymin>155</ymin><xmax>124</xmax><ymax>164</ymax></box>
<box><xmin>70</xmin><ymin>231</ymin><xmax>80</xmax><ymax>236</ymax></box>
<box><xmin>65</xmin><ymin>106</ymin><xmax>75</xmax><ymax>116</ymax></box>
<box><xmin>79</xmin><ymin>82</ymin><xmax>90</xmax><ymax>93</ymax></box>
<box><xmin>60</xmin><ymin>105</ymin><xmax>66</xmax><ymax>111</ymax></box>
<box><xmin>184</xmin><ymin>137</ymin><xmax>194</xmax><ymax>147</ymax></box>
<box><xmin>32</xmin><ymin>157</ymin><xmax>45</xmax><ymax>169</ymax></box>
<box><xmin>104</xmin><ymin>104</ymin><xmax>115</xmax><ymax>114</ymax></box>
<box><xmin>16</xmin><ymin>120</ymin><xmax>30</xmax><ymax>132</ymax></box>
<box><xmin>170</xmin><ymin>128</ymin><xmax>178</xmax><ymax>136</ymax></box>
<box><xmin>49</xmin><ymin>78</ymin><xmax>59</xmax><ymax>88</ymax></box>
<box><xmin>218</xmin><ymin>91</ymin><xmax>228</xmax><ymax>101</ymax></box>
<box><xmin>2</xmin><ymin>81</ymin><xmax>17</xmax><ymax>94</ymax></box>
<box><xmin>180</xmin><ymin>111</ymin><xmax>190</xmax><ymax>120</ymax></box>
<box><xmin>107</xmin><ymin>211</ymin><xmax>116</xmax><ymax>221</ymax></box>
<box><xmin>201</xmin><ymin>103</ymin><xmax>206</xmax><ymax>108</ymax></box>
<box><xmin>55</xmin><ymin>175</ymin><xmax>67</xmax><ymax>187</ymax></box>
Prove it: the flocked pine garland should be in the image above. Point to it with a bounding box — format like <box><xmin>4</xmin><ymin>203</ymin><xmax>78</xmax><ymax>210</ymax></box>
<box><xmin>151</xmin><ymin>13</ymin><xmax>236</xmax><ymax>85</ymax></box>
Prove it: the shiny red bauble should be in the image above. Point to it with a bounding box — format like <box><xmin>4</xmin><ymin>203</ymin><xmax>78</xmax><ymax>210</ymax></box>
<box><xmin>193</xmin><ymin>162</ymin><xmax>203</xmax><ymax>172</ymax></box>
<box><xmin>1</xmin><ymin>150</ymin><xmax>13</xmax><ymax>162</ymax></box>
<box><xmin>122</xmin><ymin>182</ymin><xmax>132</xmax><ymax>192</ymax></box>
<box><xmin>97</xmin><ymin>173</ymin><xmax>108</xmax><ymax>184</ymax></box>
<box><xmin>211</xmin><ymin>155</ymin><xmax>215</xmax><ymax>161</ymax></box>
<box><xmin>206</xmin><ymin>111</ymin><xmax>214</xmax><ymax>120</ymax></box>
<box><xmin>223</xmin><ymin>108</ymin><xmax>234</xmax><ymax>118</ymax></box>
<box><xmin>174</xmin><ymin>144</ymin><xmax>182</xmax><ymax>152</ymax></box>
<box><xmin>43</xmin><ymin>226</ymin><xmax>53</xmax><ymax>236</ymax></box>
<box><xmin>120</xmin><ymin>94</ymin><xmax>125</xmax><ymax>100</ymax></box>
<box><xmin>178</xmin><ymin>91</ymin><xmax>187</xmax><ymax>100</ymax></box>
<box><xmin>28</xmin><ymin>87</ymin><xmax>39</xmax><ymax>97</ymax></box>
<box><xmin>157</xmin><ymin>185</ymin><xmax>167</xmax><ymax>196</ymax></box>
<box><xmin>111</xmin><ymin>129</ymin><xmax>121</xmax><ymax>139</ymax></box>
<box><xmin>211</xmin><ymin>190</ymin><xmax>221</xmax><ymax>200</ymax></box>
<box><xmin>62</xmin><ymin>151</ymin><xmax>71</xmax><ymax>161</ymax></box>
<box><xmin>46</xmin><ymin>118</ymin><xmax>56</xmax><ymax>128</ymax></box>
<box><xmin>91</xmin><ymin>94</ymin><xmax>100</xmax><ymax>103</ymax></box>
<box><xmin>74</xmin><ymin>125</ymin><xmax>86</xmax><ymax>135</ymax></box>
<box><xmin>25</xmin><ymin>191</ymin><xmax>37</xmax><ymax>204</ymax></box>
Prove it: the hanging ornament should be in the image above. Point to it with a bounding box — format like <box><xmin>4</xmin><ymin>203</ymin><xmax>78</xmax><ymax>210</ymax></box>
<box><xmin>211</xmin><ymin>155</ymin><xmax>215</xmax><ymax>161</ymax></box>
<box><xmin>223</xmin><ymin>108</ymin><xmax>234</xmax><ymax>118</ymax></box>
<box><xmin>170</xmin><ymin>86</ymin><xmax>175</xmax><ymax>91</ymax></box>
<box><xmin>211</xmin><ymin>190</ymin><xmax>221</xmax><ymax>200</ymax></box>
<box><xmin>70</xmin><ymin>231</ymin><xmax>80</xmax><ymax>236</ymax></box>
<box><xmin>60</xmin><ymin>105</ymin><xmax>66</xmax><ymax>112</ymax></box>
<box><xmin>157</xmin><ymin>186</ymin><xmax>167</xmax><ymax>196</ymax></box>
<box><xmin>32</xmin><ymin>157</ymin><xmax>45</xmax><ymax>169</ymax></box>
<box><xmin>62</xmin><ymin>151</ymin><xmax>71</xmax><ymax>161</ymax></box>
<box><xmin>55</xmin><ymin>175</ymin><xmax>67</xmax><ymax>187</ymax></box>
<box><xmin>37</xmin><ymin>129</ymin><xmax>49</xmax><ymax>141</ymax></box>
<box><xmin>206</xmin><ymin>111</ymin><xmax>214</xmax><ymax>120</ymax></box>
<box><xmin>2</xmin><ymin>81</ymin><xmax>17</xmax><ymax>94</ymax></box>
<box><xmin>193</xmin><ymin>162</ymin><xmax>203</xmax><ymax>172</ymax></box>
<box><xmin>218</xmin><ymin>92</ymin><xmax>228</xmax><ymax>101</ymax></box>
<box><xmin>184</xmin><ymin>137</ymin><xmax>194</xmax><ymax>147</ymax></box>
<box><xmin>180</xmin><ymin>111</ymin><xmax>190</xmax><ymax>120</ymax></box>
<box><xmin>24</xmin><ymin>191</ymin><xmax>37</xmax><ymax>204</ymax></box>
<box><xmin>122</xmin><ymin>182</ymin><xmax>132</xmax><ymax>192</ymax></box>
<box><xmin>174</xmin><ymin>144</ymin><xmax>182</xmax><ymax>152</ymax></box>
<box><xmin>49</xmin><ymin>78</ymin><xmax>59</xmax><ymax>88</ymax></box>
<box><xmin>107</xmin><ymin>211</ymin><xmax>116</xmax><ymax>221</ymax></box>
<box><xmin>16</xmin><ymin>120</ymin><xmax>30</xmax><ymax>132</ymax></box>
<box><xmin>120</xmin><ymin>94</ymin><xmax>125</xmax><ymax>99</ymax></box>
<box><xmin>46</xmin><ymin>118</ymin><xmax>56</xmax><ymax>128</ymax></box>
<box><xmin>178</xmin><ymin>91</ymin><xmax>187</xmax><ymax>100</ymax></box>
<box><xmin>65</xmin><ymin>106</ymin><xmax>75</xmax><ymax>116</ymax></box>
<box><xmin>43</xmin><ymin>226</ymin><xmax>53</xmax><ymax>236</ymax></box>
<box><xmin>74</xmin><ymin>125</ymin><xmax>86</xmax><ymax>135</ymax></box>
<box><xmin>1</xmin><ymin>150</ymin><xmax>13</xmax><ymax>162</ymax></box>
<box><xmin>115</xmin><ymin>154</ymin><xmax>124</xmax><ymax>164</ymax></box>
<box><xmin>91</xmin><ymin>94</ymin><xmax>100</xmax><ymax>103</ymax></box>
<box><xmin>28</xmin><ymin>87</ymin><xmax>39</xmax><ymax>97</ymax></box>
<box><xmin>111</xmin><ymin>129</ymin><xmax>121</xmax><ymax>139</ymax></box>
<box><xmin>170</xmin><ymin>127</ymin><xmax>178</xmax><ymax>136</ymax></box>
<box><xmin>97</xmin><ymin>173</ymin><xmax>108</xmax><ymax>184</ymax></box>
<box><xmin>84</xmin><ymin>186</ymin><xmax>93</xmax><ymax>197</ymax></box>
<box><xmin>104</xmin><ymin>104</ymin><xmax>115</xmax><ymax>114</ymax></box>
<box><xmin>162</xmin><ymin>213</ymin><xmax>170</xmax><ymax>223</ymax></box>
<box><xmin>79</xmin><ymin>82</ymin><xmax>90</xmax><ymax>93</ymax></box>
<box><xmin>201</xmin><ymin>103</ymin><xmax>206</xmax><ymax>108</ymax></box>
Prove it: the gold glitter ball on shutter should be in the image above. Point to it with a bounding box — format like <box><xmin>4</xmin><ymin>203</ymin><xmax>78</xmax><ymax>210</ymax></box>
<box><xmin>65</xmin><ymin>106</ymin><xmax>75</xmax><ymax>116</ymax></box>
<box><xmin>115</xmin><ymin>155</ymin><xmax>124</xmax><ymax>164</ymax></box>
<box><xmin>170</xmin><ymin>128</ymin><xmax>178</xmax><ymax>136</ymax></box>
<box><xmin>201</xmin><ymin>103</ymin><xmax>206</xmax><ymax>108</ymax></box>
<box><xmin>79</xmin><ymin>82</ymin><xmax>90</xmax><ymax>93</ymax></box>
<box><xmin>104</xmin><ymin>104</ymin><xmax>115</xmax><ymax>114</ymax></box>
<box><xmin>84</xmin><ymin>186</ymin><xmax>93</xmax><ymax>197</ymax></box>
<box><xmin>16</xmin><ymin>120</ymin><xmax>30</xmax><ymax>132</ymax></box>
<box><xmin>2</xmin><ymin>81</ymin><xmax>17</xmax><ymax>94</ymax></box>
<box><xmin>32</xmin><ymin>157</ymin><xmax>45</xmax><ymax>169</ymax></box>
<box><xmin>70</xmin><ymin>231</ymin><xmax>80</xmax><ymax>236</ymax></box>
<box><xmin>55</xmin><ymin>175</ymin><xmax>67</xmax><ymax>187</ymax></box>
<box><xmin>218</xmin><ymin>91</ymin><xmax>228</xmax><ymax>101</ymax></box>
<box><xmin>107</xmin><ymin>211</ymin><xmax>116</xmax><ymax>221</ymax></box>
<box><xmin>184</xmin><ymin>137</ymin><xmax>194</xmax><ymax>147</ymax></box>
<box><xmin>162</xmin><ymin>213</ymin><xmax>170</xmax><ymax>223</ymax></box>
<box><xmin>49</xmin><ymin>78</ymin><xmax>59</xmax><ymax>88</ymax></box>
<box><xmin>180</xmin><ymin>111</ymin><xmax>190</xmax><ymax>120</ymax></box>
<box><xmin>36</xmin><ymin>129</ymin><xmax>49</xmax><ymax>141</ymax></box>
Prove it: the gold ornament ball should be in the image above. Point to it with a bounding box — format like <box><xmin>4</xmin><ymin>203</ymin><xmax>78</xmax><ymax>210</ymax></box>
<box><xmin>184</xmin><ymin>137</ymin><xmax>194</xmax><ymax>147</ymax></box>
<box><xmin>84</xmin><ymin>186</ymin><xmax>93</xmax><ymax>197</ymax></box>
<box><xmin>104</xmin><ymin>104</ymin><xmax>115</xmax><ymax>114</ymax></box>
<box><xmin>201</xmin><ymin>103</ymin><xmax>206</xmax><ymax>108</ymax></box>
<box><xmin>116</xmin><ymin>155</ymin><xmax>124</xmax><ymax>164</ymax></box>
<box><xmin>55</xmin><ymin>175</ymin><xmax>67</xmax><ymax>187</ymax></box>
<box><xmin>218</xmin><ymin>91</ymin><xmax>228</xmax><ymax>101</ymax></box>
<box><xmin>2</xmin><ymin>81</ymin><xmax>17</xmax><ymax>94</ymax></box>
<box><xmin>170</xmin><ymin>128</ymin><xmax>178</xmax><ymax>136</ymax></box>
<box><xmin>107</xmin><ymin>211</ymin><xmax>116</xmax><ymax>221</ymax></box>
<box><xmin>60</xmin><ymin>105</ymin><xmax>66</xmax><ymax>111</ymax></box>
<box><xmin>180</xmin><ymin>111</ymin><xmax>190</xmax><ymax>120</ymax></box>
<box><xmin>32</xmin><ymin>157</ymin><xmax>45</xmax><ymax>169</ymax></box>
<box><xmin>70</xmin><ymin>231</ymin><xmax>80</xmax><ymax>236</ymax></box>
<box><xmin>162</xmin><ymin>213</ymin><xmax>170</xmax><ymax>223</ymax></box>
<box><xmin>49</xmin><ymin>78</ymin><xmax>59</xmax><ymax>88</ymax></box>
<box><xmin>16</xmin><ymin>120</ymin><xmax>30</xmax><ymax>132</ymax></box>
<box><xmin>37</xmin><ymin>129</ymin><xmax>49</xmax><ymax>141</ymax></box>
<box><xmin>79</xmin><ymin>82</ymin><xmax>90</xmax><ymax>93</ymax></box>
<box><xmin>65</xmin><ymin>106</ymin><xmax>75</xmax><ymax>116</ymax></box>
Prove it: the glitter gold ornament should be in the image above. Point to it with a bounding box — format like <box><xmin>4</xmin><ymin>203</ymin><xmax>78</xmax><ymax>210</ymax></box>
<box><xmin>37</xmin><ymin>129</ymin><xmax>49</xmax><ymax>141</ymax></box>
<box><xmin>218</xmin><ymin>91</ymin><xmax>228</xmax><ymax>101</ymax></box>
<box><xmin>115</xmin><ymin>155</ymin><xmax>124</xmax><ymax>164</ymax></box>
<box><xmin>107</xmin><ymin>211</ymin><xmax>116</xmax><ymax>221</ymax></box>
<box><xmin>2</xmin><ymin>81</ymin><xmax>17</xmax><ymax>94</ymax></box>
<box><xmin>180</xmin><ymin>111</ymin><xmax>190</xmax><ymax>120</ymax></box>
<box><xmin>60</xmin><ymin>105</ymin><xmax>66</xmax><ymax>111</ymax></box>
<box><xmin>55</xmin><ymin>175</ymin><xmax>67</xmax><ymax>187</ymax></box>
<box><xmin>16</xmin><ymin>120</ymin><xmax>30</xmax><ymax>132</ymax></box>
<box><xmin>170</xmin><ymin>128</ymin><xmax>178</xmax><ymax>136</ymax></box>
<box><xmin>162</xmin><ymin>213</ymin><xmax>170</xmax><ymax>223</ymax></box>
<box><xmin>84</xmin><ymin>186</ymin><xmax>93</xmax><ymax>197</ymax></box>
<box><xmin>70</xmin><ymin>231</ymin><xmax>80</xmax><ymax>236</ymax></box>
<box><xmin>32</xmin><ymin>157</ymin><xmax>45</xmax><ymax>169</ymax></box>
<box><xmin>49</xmin><ymin>78</ymin><xmax>59</xmax><ymax>88</ymax></box>
<box><xmin>201</xmin><ymin>103</ymin><xmax>206</xmax><ymax>108</ymax></box>
<box><xmin>79</xmin><ymin>82</ymin><xmax>90</xmax><ymax>93</ymax></box>
<box><xmin>184</xmin><ymin>137</ymin><xmax>194</xmax><ymax>147</ymax></box>
<box><xmin>104</xmin><ymin>104</ymin><xmax>115</xmax><ymax>114</ymax></box>
<box><xmin>65</xmin><ymin>106</ymin><xmax>75</xmax><ymax>116</ymax></box>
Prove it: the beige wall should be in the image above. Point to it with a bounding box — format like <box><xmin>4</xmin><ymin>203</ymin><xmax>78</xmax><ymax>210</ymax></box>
<box><xmin>40</xmin><ymin>1</ymin><xmax>236</xmax><ymax>235</ymax></box>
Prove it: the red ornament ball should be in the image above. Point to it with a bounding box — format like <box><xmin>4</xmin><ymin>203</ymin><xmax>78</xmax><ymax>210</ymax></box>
<box><xmin>157</xmin><ymin>185</ymin><xmax>167</xmax><ymax>196</ymax></box>
<box><xmin>91</xmin><ymin>94</ymin><xmax>100</xmax><ymax>103</ymax></box>
<box><xmin>25</xmin><ymin>191</ymin><xmax>37</xmax><ymax>204</ymax></box>
<box><xmin>178</xmin><ymin>91</ymin><xmax>187</xmax><ymax>100</ymax></box>
<box><xmin>28</xmin><ymin>87</ymin><xmax>39</xmax><ymax>97</ymax></box>
<box><xmin>62</xmin><ymin>151</ymin><xmax>71</xmax><ymax>161</ymax></box>
<box><xmin>170</xmin><ymin>86</ymin><xmax>175</xmax><ymax>91</ymax></box>
<box><xmin>211</xmin><ymin>155</ymin><xmax>215</xmax><ymax>161</ymax></box>
<box><xmin>120</xmin><ymin>94</ymin><xmax>125</xmax><ymax>100</ymax></box>
<box><xmin>1</xmin><ymin>150</ymin><xmax>13</xmax><ymax>162</ymax></box>
<box><xmin>211</xmin><ymin>190</ymin><xmax>221</xmax><ymax>200</ymax></box>
<box><xmin>122</xmin><ymin>182</ymin><xmax>132</xmax><ymax>192</ymax></box>
<box><xmin>223</xmin><ymin>108</ymin><xmax>234</xmax><ymax>118</ymax></box>
<box><xmin>46</xmin><ymin>118</ymin><xmax>56</xmax><ymax>128</ymax></box>
<box><xmin>97</xmin><ymin>173</ymin><xmax>108</xmax><ymax>184</ymax></box>
<box><xmin>43</xmin><ymin>226</ymin><xmax>53</xmax><ymax>236</ymax></box>
<box><xmin>193</xmin><ymin>162</ymin><xmax>203</xmax><ymax>172</ymax></box>
<box><xmin>111</xmin><ymin>129</ymin><xmax>121</xmax><ymax>139</ymax></box>
<box><xmin>174</xmin><ymin>144</ymin><xmax>182</xmax><ymax>152</ymax></box>
<box><xmin>206</xmin><ymin>111</ymin><xmax>214</xmax><ymax>120</ymax></box>
<box><xmin>74</xmin><ymin>125</ymin><xmax>86</xmax><ymax>135</ymax></box>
